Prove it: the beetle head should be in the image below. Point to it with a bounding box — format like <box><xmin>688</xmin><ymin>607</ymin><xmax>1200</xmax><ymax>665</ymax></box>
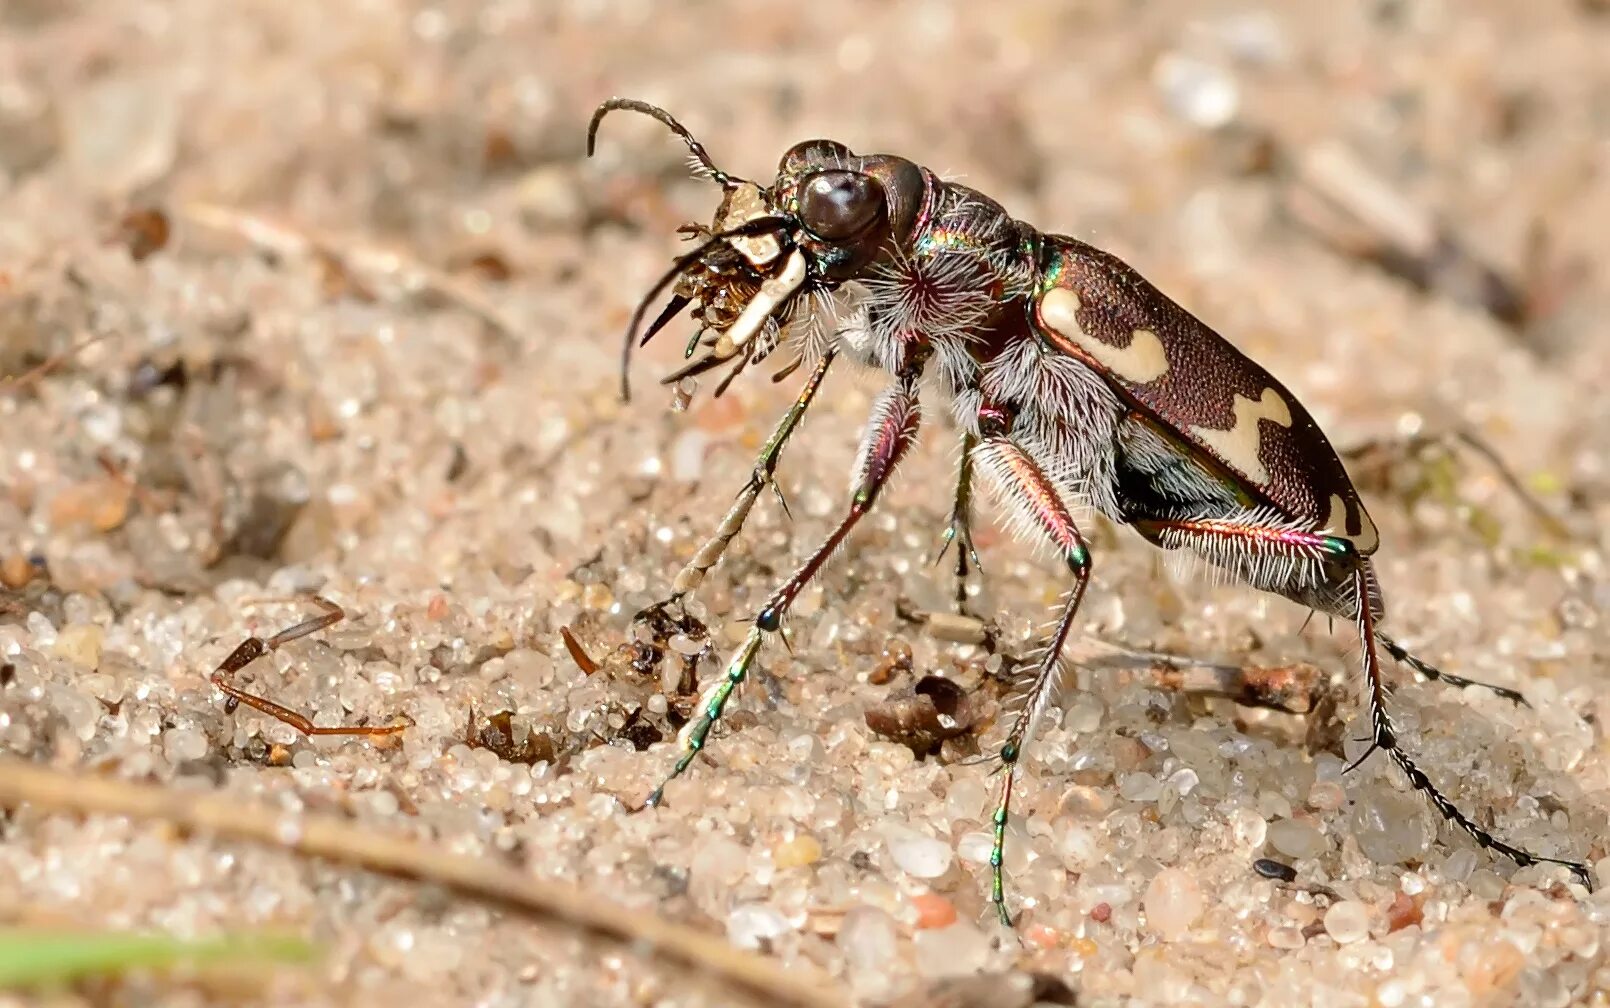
<box><xmin>588</xmin><ymin>99</ymin><xmax>914</xmax><ymax>401</ymax></box>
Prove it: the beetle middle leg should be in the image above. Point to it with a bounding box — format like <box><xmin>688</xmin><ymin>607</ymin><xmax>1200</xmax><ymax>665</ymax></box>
<box><xmin>932</xmin><ymin>431</ymin><xmax>984</xmax><ymax>614</ymax></box>
<box><xmin>643</xmin><ymin>366</ymin><xmax>921</xmax><ymax>807</ymax></box>
<box><xmin>637</xmin><ymin>349</ymin><xmax>836</xmax><ymax>624</ymax></box>
<box><xmin>971</xmin><ymin>434</ymin><xmax>1093</xmax><ymax>927</ymax></box>
<box><xmin>1341</xmin><ymin>560</ymin><xmax>1593</xmax><ymax>888</ymax></box>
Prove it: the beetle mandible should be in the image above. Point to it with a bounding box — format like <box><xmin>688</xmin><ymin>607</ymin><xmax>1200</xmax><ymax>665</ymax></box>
<box><xmin>587</xmin><ymin>97</ymin><xmax>1592</xmax><ymax>925</ymax></box>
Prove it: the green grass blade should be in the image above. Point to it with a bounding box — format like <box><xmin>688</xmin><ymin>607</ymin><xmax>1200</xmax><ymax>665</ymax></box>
<box><xmin>0</xmin><ymin>930</ymin><xmax>314</xmax><ymax>988</ymax></box>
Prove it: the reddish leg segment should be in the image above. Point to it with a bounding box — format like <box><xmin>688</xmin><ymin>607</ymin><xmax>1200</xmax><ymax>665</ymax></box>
<box><xmin>210</xmin><ymin>595</ymin><xmax>406</xmax><ymax>738</ymax></box>
<box><xmin>971</xmin><ymin>435</ymin><xmax>1093</xmax><ymax>926</ymax></box>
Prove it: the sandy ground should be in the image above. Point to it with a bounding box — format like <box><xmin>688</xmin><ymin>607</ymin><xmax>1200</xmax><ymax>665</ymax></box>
<box><xmin>3</xmin><ymin>2</ymin><xmax>1610</xmax><ymax>1006</ymax></box>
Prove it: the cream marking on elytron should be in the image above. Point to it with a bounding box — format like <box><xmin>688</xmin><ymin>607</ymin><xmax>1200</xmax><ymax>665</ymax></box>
<box><xmin>1039</xmin><ymin>287</ymin><xmax>1170</xmax><ymax>384</ymax></box>
<box><xmin>1189</xmin><ymin>387</ymin><xmax>1293</xmax><ymax>485</ymax></box>
<box><xmin>1322</xmin><ymin>490</ymin><xmax>1380</xmax><ymax>554</ymax></box>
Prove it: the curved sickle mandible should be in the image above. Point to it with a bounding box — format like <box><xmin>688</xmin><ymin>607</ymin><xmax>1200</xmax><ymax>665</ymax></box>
<box><xmin>612</xmin><ymin>217</ymin><xmax>795</xmax><ymax>402</ymax></box>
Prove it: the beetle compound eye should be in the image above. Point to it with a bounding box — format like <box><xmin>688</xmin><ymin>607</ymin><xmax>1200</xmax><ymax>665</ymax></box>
<box><xmin>797</xmin><ymin>170</ymin><xmax>886</xmax><ymax>242</ymax></box>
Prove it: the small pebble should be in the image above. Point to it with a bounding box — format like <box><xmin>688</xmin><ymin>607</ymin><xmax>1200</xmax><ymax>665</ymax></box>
<box><xmin>727</xmin><ymin>903</ymin><xmax>792</xmax><ymax>950</ymax></box>
<box><xmin>837</xmin><ymin>901</ymin><xmax>901</xmax><ymax>972</ymax></box>
<box><xmin>1324</xmin><ymin>900</ymin><xmax>1371</xmax><ymax>944</ymax></box>
<box><xmin>910</xmin><ymin>892</ymin><xmax>958</xmax><ymax>930</ymax></box>
<box><xmin>1307</xmin><ymin>780</ymin><xmax>1346</xmax><ymax>812</ymax></box>
<box><xmin>52</xmin><ymin>623</ymin><xmax>104</xmax><ymax>670</ymax></box>
<box><xmin>1466</xmin><ymin>936</ymin><xmax>1527</xmax><ymax>993</ymax></box>
<box><xmin>1441</xmin><ymin>849</ymin><xmax>1478</xmax><ymax>883</ymax></box>
<box><xmin>1060</xmin><ymin>784</ymin><xmax>1113</xmax><ymax>818</ymax></box>
<box><xmin>1154</xmin><ymin>52</ymin><xmax>1240</xmax><ymax>129</ymax></box>
<box><xmin>1352</xmin><ymin>792</ymin><xmax>1430</xmax><ymax>864</ymax></box>
<box><xmin>49</xmin><ymin>479</ymin><xmax>129</xmax><ymax>532</ymax></box>
<box><xmin>1064</xmin><ymin>693</ymin><xmax>1104</xmax><ymax>732</ymax></box>
<box><xmin>1230</xmin><ymin>807</ymin><xmax>1267</xmax><ymax>848</ymax></box>
<box><xmin>161</xmin><ymin>727</ymin><xmax>209</xmax><ymax>764</ymax></box>
<box><xmin>1267</xmin><ymin>817</ymin><xmax>1326</xmax><ymax>860</ymax></box>
<box><xmin>1385</xmin><ymin>891</ymin><xmax>1423</xmax><ymax>932</ymax></box>
<box><xmin>924</xmin><ymin>612</ymin><xmax>988</xmax><ymax>645</ymax></box>
<box><xmin>773</xmin><ymin>834</ymin><xmax>822</xmax><ymax>869</ymax></box>
<box><xmin>1267</xmin><ymin>926</ymin><xmax>1305</xmax><ymax>949</ymax></box>
<box><xmin>1022</xmin><ymin>923</ymin><xmax>1062</xmax><ymax>949</ymax></box>
<box><xmin>886</xmin><ymin>828</ymin><xmax>953</xmax><ymax>879</ymax></box>
<box><xmin>913</xmin><ymin>922</ymin><xmax>990</xmax><ymax>978</ymax></box>
<box><xmin>1143</xmin><ymin>867</ymin><xmax>1203</xmax><ymax>941</ymax></box>
<box><xmin>668</xmin><ymin>633</ymin><xmax>704</xmax><ymax>656</ymax></box>
<box><xmin>1118</xmin><ymin>771</ymin><xmax>1161</xmax><ymax>802</ymax></box>
<box><xmin>64</xmin><ymin>73</ymin><xmax>179</xmax><ymax>193</ymax></box>
<box><xmin>504</xmin><ymin>649</ymin><xmax>555</xmax><ymax>690</ymax></box>
<box><xmin>1110</xmin><ymin>736</ymin><xmax>1149</xmax><ymax>771</ymax></box>
<box><xmin>957</xmin><ymin>832</ymin><xmax>994</xmax><ymax>864</ymax></box>
<box><xmin>1257</xmin><ymin>789</ymin><xmax>1293</xmax><ymax>819</ymax></box>
<box><xmin>0</xmin><ymin>553</ymin><xmax>33</xmax><ymax>588</ymax></box>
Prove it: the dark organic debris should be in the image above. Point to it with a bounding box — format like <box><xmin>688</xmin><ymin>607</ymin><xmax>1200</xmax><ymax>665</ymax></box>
<box><xmin>463</xmin><ymin>707</ymin><xmax>557</xmax><ymax>765</ymax></box>
<box><xmin>864</xmin><ymin>674</ymin><xmax>983</xmax><ymax>760</ymax></box>
<box><xmin>1252</xmin><ymin>857</ymin><xmax>1298</xmax><ymax>883</ymax></box>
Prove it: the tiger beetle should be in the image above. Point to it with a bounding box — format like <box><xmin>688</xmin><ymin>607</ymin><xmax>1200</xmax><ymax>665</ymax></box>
<box><xmin>585</xmin><ymin>97</ymin><xmax>1594</xmax><ymax>923</ymax></box>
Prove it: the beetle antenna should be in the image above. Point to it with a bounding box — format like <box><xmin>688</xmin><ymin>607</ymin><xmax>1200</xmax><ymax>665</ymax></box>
<box><xmin>588</xmin><ymin>98</ymin><xmax>742</xmax><ymax>190</ymax></box>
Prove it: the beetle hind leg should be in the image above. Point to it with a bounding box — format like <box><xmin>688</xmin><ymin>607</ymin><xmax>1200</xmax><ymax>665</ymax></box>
<box><xmin>1376</xmin><ymin>632</ymin><xmax>1528</xmax><ymax>706</ymax></box>
<box><xmin>1135</xmin><ymin>514</ymin><xmax>1592</xmax><ymax>889</ymax></box>
<box><xmin>1344</xmin><ymin>563</ymin><xmax>1593</xmax><ymax>890</ymax></box>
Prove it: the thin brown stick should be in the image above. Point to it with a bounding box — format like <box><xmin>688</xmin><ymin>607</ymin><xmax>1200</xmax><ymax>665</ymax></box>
<box><xmin>0</xmin><ymin>332</ymin><xmax>114</xmax><ymax>393</ymax></box>
<box><xmin>0</xmin><ymin>758</ymin><xmax>842</xmax><ymax>1008</ymax></box>
<box><xmin>209</xmin><ymin>595</ymin><xmax>407</xmax><ymax>737</ymax></box>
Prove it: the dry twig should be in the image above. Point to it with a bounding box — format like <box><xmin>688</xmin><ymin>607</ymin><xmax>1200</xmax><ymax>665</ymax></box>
<box><xmin>0</xmin><ymin>332</ymin><xmax>114</xmax><ymax>394</ymax></box>
<box><xmin>0</xmin><ymin>758</ymin><xmax>842</xmax><ymax>1008</ymax></box>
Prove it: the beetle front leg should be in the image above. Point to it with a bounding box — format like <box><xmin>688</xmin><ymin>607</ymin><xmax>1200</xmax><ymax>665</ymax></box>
<box><xmin>640</xmin><ymin>349</ymin><xmax>836</xmax><ymax>623</ymax></box>
<box><xmin>643</xmin><ymin>369</ymin><xmax>921</xmax><ymax>807</ymax></box>
<box><xmin>1340</xmin><ymin>560</ymin><xmax>1593</xmax><ymax>890</ymax></box>
<box><xmin>971</xmin><ymin>433</ymin><xmax>1093</xmax><ymax>927</ymax></box>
